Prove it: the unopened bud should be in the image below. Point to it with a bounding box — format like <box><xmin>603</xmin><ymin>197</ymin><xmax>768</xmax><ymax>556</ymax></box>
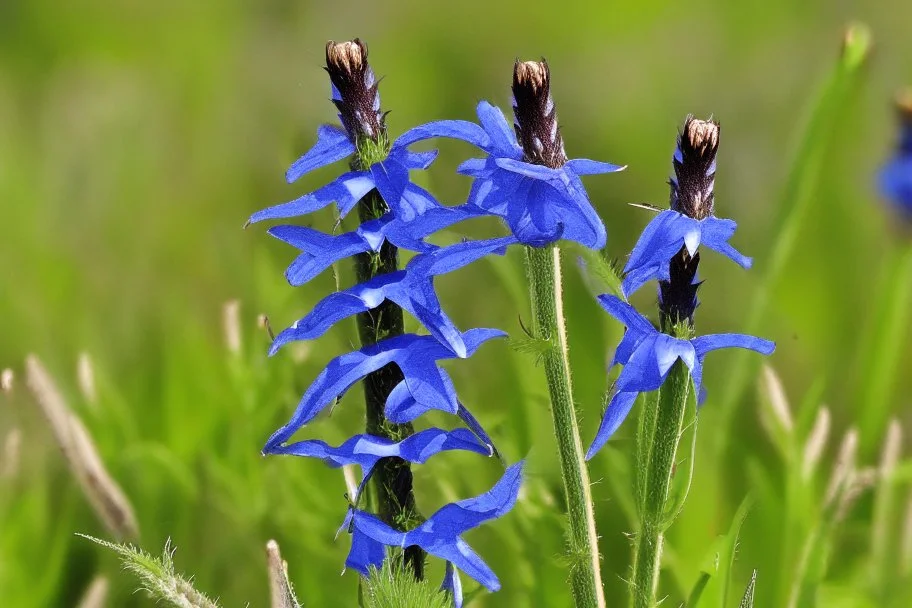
<box><xmin>325</xmin><ymin>39</ymin><xmax>384</xmax><ymax>143</ymax></box>
<box><xmin>670</xmin><ymin>116</ymin><xmax>719</xmax><ymax>220</ymax></box>
<box><xmin>512</xmin><ymin>59</ymin><xmax>567</xmax><ymax>169</ymax></box>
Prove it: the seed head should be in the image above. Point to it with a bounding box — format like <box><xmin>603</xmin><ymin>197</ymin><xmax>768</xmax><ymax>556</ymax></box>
<box><xmin>512</xmin><ymin>60</ymin><xmax>567</xmax><ymax>169</ymax></box>
<box><xmin>670</xmin><ymin>116</ymin><xmax>720</xmax><ymax>219</ymax></box>
<box><xmin>325</xmin><ymin>39</ymin><xmax>385</xmax><ymax>143</ymax></box>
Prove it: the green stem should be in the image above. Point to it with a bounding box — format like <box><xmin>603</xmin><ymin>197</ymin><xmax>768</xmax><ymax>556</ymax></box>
<box><xmin>631</xmin><ymin>357</ymin><xmax>692</xmax><ymax>608</ymax></box>
<box><xmin>524</xmin><ymin>245</ymin><xmax>605</xmax><ymax>608</ymax></box>
<box><xmin>353</xmin><ymin>189</ymin><xmax>424</xmax><ymax>579</ymax></box>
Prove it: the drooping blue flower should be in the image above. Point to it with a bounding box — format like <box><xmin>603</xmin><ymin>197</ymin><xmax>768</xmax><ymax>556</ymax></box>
<box><xmin>390</xmin><ymin>63</ymin><xmax>624</xmax><ymax>249</ymax></box>
<box><xmin>270</xmin><ymin>236</ymin><xmax>517</xmax><ymax>358</ymax></box>
<box><xmin>586</xmin><ymin>295</ymin><xmax>775</xmax><ymax>459</ymax></box>
<box><xmin>341</xmin><ymin>461</ymin><xmax>524</xmax><ymax>602</ymax></box>
<box><xmin>267</xmin><ymin>428</ymin><xmax>492</xmax><ymax>487</ymax></box>
<box><xmin>264</xmin><ymin>329</ymin><xmax>506</xmax><ymax>451</ymax></box>
<box><xmin>621</xmin><ymin>210</ymin><xmax>751</xmax><ymax>297</ymax></box>
<box><xmin>878</xmin><ymin>94</ymin><xmax>912</xmax><ymax>218</ymax></box>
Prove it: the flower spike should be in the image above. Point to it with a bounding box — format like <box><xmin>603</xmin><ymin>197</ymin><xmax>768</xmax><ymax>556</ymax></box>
<box><xmin>586</xmin><ymin>295</ymin><xmax>774</xmax><ymax>459</ymax></box>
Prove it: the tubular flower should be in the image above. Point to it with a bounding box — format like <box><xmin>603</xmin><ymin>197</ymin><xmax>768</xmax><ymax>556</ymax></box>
<box><xmin>621</xmin><ymin>117</ymin><xmax>751</xmax><ymax>298</ymax></box>
<box><xmin>878</xmin><ymin>90</ymin><xmax>912</xmax><ymax>219</ymax></box>
<box><xmin>586</xmin><ymin>295</ymin><xmax>775</xmax><ymax>459</ymax></box>
<box><xmin>388</xmin><ymin>61</ymin><xmax>624</xmax><ymax>249</ymax></box>
<box><xmin>342</xmin><ymin>462</ymin><xmax>524</xmax><ymax>607</ymax></box>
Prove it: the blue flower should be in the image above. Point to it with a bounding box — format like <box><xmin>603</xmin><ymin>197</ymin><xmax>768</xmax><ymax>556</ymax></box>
<box><xmin>586</xmin><ymin>295</ymin><xmax>775</xmax><ymax>459</ymax></box>
<box><xmin>393</xmin><ymin>99</ymin><xmax>623</xmax><ymax>249</ymax></box>
<box><xmin>878</xmin><ymin>97</ymin><xmax>912</xmax><ymax>218</ymax></box>
<box><xmin>263</xmin><ymin>329</ymin><xmax>506</xmax><ymax>452</ymax></box>
<box><xmin>270</xmin><ymin>236</ymin><xmax>517</xmax><ymax>358</ymax></box>
<box><xmin>621</xmin><ymin>209</ymin><xmax>752</xmax><ymax>297</ymax></box>
<box><xmin>341</xmin><ymin>461</ymin><xmax>524</xmax><ymax>603</ymax></box>
<box><xmin>268</xmin><ymin>428</ymin><xmax>493</xmax><ymax>495</ymax></box>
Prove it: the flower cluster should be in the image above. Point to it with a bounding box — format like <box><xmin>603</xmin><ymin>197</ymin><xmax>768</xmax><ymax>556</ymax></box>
<box><xmin>249</xmin><ymin>43</ymin><xmax>622</xmax><ymax>605</ymax></box>
<box><xmin>878</xmin><ymin>89</ymin><xmax>912</xmax><ymax>219</ymax></box>
<box><xmin>587</xmin><ymin>117</ymin><xmax>775</xmax><ymax>459</ymax></box>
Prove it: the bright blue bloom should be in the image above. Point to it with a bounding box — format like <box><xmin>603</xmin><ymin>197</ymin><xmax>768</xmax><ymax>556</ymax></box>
<box><xmin>622</xmin><ymin>209</ymin><xmax>752</xmax><ymax>297</ymax></box>
<box><xmin>264</xmin><ymin>329</ymin><xmax>506</xmax><ymax>451</ymax></box>
<box><xmin>341</xmin><ymin>461</ymin><xmax>524</xmax><ymax>602</ymax></box>
<box><xmin>267</xmin><ymin>428</ymin><xmax>492</xmax><ymax>488</ymax></box>
<box><xmin>247</xmin><ymin>126</ymin><xmax>443</xmax><ymax>226</ymax></box>
<box><xmin>586</xmin><ymin>295</ymin><xmax>775</xmax><ymax>459</ymax></box>
<box><xmin>441</xmin><ymin>562</ymin><xmax>463</xmax><ymax>608</ymax></box>
<box><xmin>878</xmin><ymin>114</ymin><xmax>912</xmax><ymax>218</ymax></box>
<box><xmin>393</xmin><ymin>101</ymin><xmax>624</xmax><ymax>249</ymax></box>
<box><xmin>271</xmin><ymin>236</ymin><xmax>517</xmax><ymax>358</ymax></box>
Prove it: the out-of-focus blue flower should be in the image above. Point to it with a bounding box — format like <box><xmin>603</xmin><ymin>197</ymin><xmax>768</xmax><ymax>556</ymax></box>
<box><xmin>341</xmin><ymin>461</ymin><xmax>524</xmax><ymax>603</ymax></box>
<box><xmin>878</xmin><ymin>96</ymin><xmax>912</xmax><ymax>218</ymax></box>
<box><xmin>586</xmin><ymin>295</ymin><xmax>775</xmax><ymax>459</ymax></box>
<box><xmin>271</xmin><ymin>236</ymin><xmax>517</xmax><ymax>358</ymax></box>
<box><xmin>263</xmin><ymin>329</ymin><xmax>506</xmax><ymax>452</ymax></box>
<box><xmin>268</xmin><ymin>428</ymin><xmax>492</xmax><ymax>488</ymax></box>
<box><xmin>393</xmin><ymin>99</ymin><xmax>623</xmax><ymax>249</ymax></box>
<box><xmin>621</xmin><ymin>210</ymin><xmax>751</xmax><ymax>297</ymax></box>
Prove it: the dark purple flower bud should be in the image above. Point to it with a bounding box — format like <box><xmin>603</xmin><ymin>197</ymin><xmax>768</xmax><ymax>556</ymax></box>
<box><xmin>325</xmin><ymin>39</ymin><xmax>386</xmax><ymax>144</ymax></box>
<box><xmin>511</xmin><ymin>60</ymin><xmax>568</xmax><ymax>169</ymax></box>
<box><xmin>658</xmin><ymin>250</ymin><xmax>701</xmax><ymax>331</ymax></box>
<box><xmin>670</xmin><ymin>117</ymin><xmax>720</xmax><ymax>220</ymax></box>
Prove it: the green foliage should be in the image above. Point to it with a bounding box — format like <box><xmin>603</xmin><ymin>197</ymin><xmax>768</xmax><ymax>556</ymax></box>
<box><xmin>362</xmin><ymin>564</ymin><xmax>452</xmax><ymax>608</ymax></box>
<box><xmin>78</xmin><ymin>535</ymin><xmax>220</xmax><ymax>608</ymax></box>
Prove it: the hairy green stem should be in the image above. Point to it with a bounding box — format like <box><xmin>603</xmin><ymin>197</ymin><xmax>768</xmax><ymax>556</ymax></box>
<box><xmin>631</xmin><ymin>356</ymin><xmax>691</xmax><ymax>608</ymax></box>
<box><xmin>524</xmin><ymin>245</ymin><xmax>605</xmax><ymax>608</ymax></box>
<box><xmin>353</xmin><ymin>189</ymin><xmax>424</xmax><ymax>579</ymax></box>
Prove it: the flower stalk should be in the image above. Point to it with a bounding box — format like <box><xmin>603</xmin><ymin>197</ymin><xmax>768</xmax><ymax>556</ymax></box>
<box><xmin>525</xmin><ymin>244</ymin><xmax>606</xmax><ymax>608</ymax></box>
<box><xmin>327</xmin><ymin>39</ymin><xmax>425</xmax><ymax>578</ymax></box>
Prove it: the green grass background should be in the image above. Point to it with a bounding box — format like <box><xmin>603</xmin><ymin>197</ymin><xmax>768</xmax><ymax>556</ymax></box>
<box><xmin>1</xmin><ymin>1</ymin><xmax>911</xmax><ymax>606</ymax></box>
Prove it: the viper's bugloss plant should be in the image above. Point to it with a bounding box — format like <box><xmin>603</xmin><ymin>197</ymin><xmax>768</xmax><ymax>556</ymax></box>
<box><xmin>878</xmin><ymin>90</ymin><xmax>912</xmax><ymax>219</ymax></box>
<box><xmin>248</xmin><ymin>39</ymin><xmax>524</xmax><ymax>605</ymax></box>
<box><xmin>586</xmin><ymin>117</ymin><xmax>774</xmax><ymax>608</ymax></box>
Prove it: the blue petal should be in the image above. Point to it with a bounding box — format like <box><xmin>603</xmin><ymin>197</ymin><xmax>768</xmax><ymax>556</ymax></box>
<box><xmin>691</xmin><ymin>333</ymin><xmax>776</xmax><ymax>358</ymax></box>
<box><xmin>265</xmin><ymin>428</ymin><xmax>490</xmax><ymax>476</ymax></box>
<box><xmin>267</xmin><ymin>225</ymin><xmax>371</xmax><ymax>285</ymax></box>
<box><xmin>397</xmin><ymin>183</ymin><xmax>444</xmax><ymax>221</ymax></box>
<box><xmin>564</xmin><ymin>158</ymin><xmax>626</xmax><ymax>175</ymax></box>
<box><xmin>400</xmin><ymin>149</ymin><xmax>440</xmax><ymax>171</ymax></box>
<box><xmin>552</xmin><ymin>174</ymin><xmax>607</xmax><ymax>250</ymax></box>
<box><xmin>494</xmin><ymin>157</ymin><xmax>561</xmax><ymax>180</ymax></box>
<box><xmin>394</xmin><ymin>120</ymin><xmax>491</xmax><ymax>150</ymax></box>
<box><xmin>586</xmin><ymin>391</ymin><xmax>638</xmax><ymax>459</ymax></box>
<box><xmin>286</xmin><ymin>124</ymin><xmax>356</xmax><ymax>183</ymax></box>
<box><xmin>248</xmin><ymin>171</ymin><xmax>375</xmax><ymax>224</ymax></box>
<box><xmin>344</xmin><ymin>512</ymin><xmax>390</xmax><ymax>575</ymax></box>
<box><xmin>596</xmin><ymin>295</ymin><xmax>656</xmax><ymax>336</ymax></box>
<box><xmin>475</xmin><ymin>101</ymin><xmax>519</xmax><ymax>156</ymax></box>
<box><xmin>382</xmin><ymin>205</ymin><xmax>483</xmax><ymax>252</ymax></box>
<box><xmin>622</xmin><ymin>211</ymin><xmax>693</xmax><ymax>297</ymax></box>
<box><xmin>408</xmin><ymin>236</ymin><xmax>517</xmax><ymax>277</ymax></box>
<box><xmin>264</xmin><ymin>333</ymin><xmax>489</xmax><ymax>449</ymax></box>
<box><xmin>371</xmin><ymin>158</ymin><xmax>411</xmax><ymax>214</ymax></box>
<box><xmin>441</xmin><ymin>562</ymin><xmax>464</xmax><ymax>608</ymax></box>
<box><xmin>879</xmin><ymin>156</ymin><xmax>912</xmax><ymax>215</ymax></box>
<box><xmin>456</xmin><ymin>401</ymin><xmax>498</xmax><ymax>459</ymax></box>
<box><xmin>700</xmin><ymin>217</ymin><xmax>752</xmax><ymax>269</ymax></box>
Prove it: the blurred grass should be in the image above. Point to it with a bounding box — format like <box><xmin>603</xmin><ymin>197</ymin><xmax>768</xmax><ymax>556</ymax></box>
<box><xmin>2</xmin><ymin>1</ymin><xmax>912</xmax><ymax>606</ymax></box>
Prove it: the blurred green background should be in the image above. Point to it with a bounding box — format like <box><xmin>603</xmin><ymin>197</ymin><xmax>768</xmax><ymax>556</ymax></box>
<box><xmin>2</xmin><ymin>0</ymin><xmax>911</xmax><ymax>606</ymax></box>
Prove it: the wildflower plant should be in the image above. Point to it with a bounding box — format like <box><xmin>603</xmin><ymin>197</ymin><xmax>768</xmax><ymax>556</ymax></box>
<box><xmin>584</xmin><ymin>117</ymin><xmax>774</xmax><ymax>608</ymax></box>
<box><xmin>247</xmin><ymin>39</ymin><xmax>526</xmax><ymax>604</ymax></box>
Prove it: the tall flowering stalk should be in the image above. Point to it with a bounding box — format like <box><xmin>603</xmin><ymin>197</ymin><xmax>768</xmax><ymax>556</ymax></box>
<box><xmin>248</xmin><ymin>39</ymin><xmax>524</xmax><ymax>605</ymax></box>
<box><xmin>585</xmin><ymin>117</ymin><xmax>774</xmax><ymax>608</ymax></box>
<box><xmin>351</xmin><ymin>59</ymin><xmax>625</xmax><ymax>607</ymax></box>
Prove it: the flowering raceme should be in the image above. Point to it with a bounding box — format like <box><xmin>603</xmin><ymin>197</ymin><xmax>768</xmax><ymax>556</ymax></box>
<box><xmin>248</xmin><ymin>39</ymin><xmax>524</xmax><ymax>604</ymax></box>
<box><xmin>587</xmin><ymin>117</ymin><xmax>775</xmax><ymax>458</ymax></box>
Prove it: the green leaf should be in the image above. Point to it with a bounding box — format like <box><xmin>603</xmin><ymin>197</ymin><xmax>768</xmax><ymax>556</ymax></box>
<box><xmin>694</xmin><ymin>495</ymin><xmax>753</xmax><ymax>608</ymax></box>
<box><xmin>712</xmin><ymin>23</ymin><xmax>873</xmax><ymax>456</ymax></box>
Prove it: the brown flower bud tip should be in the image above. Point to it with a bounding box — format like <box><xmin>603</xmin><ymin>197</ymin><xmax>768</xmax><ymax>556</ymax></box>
<box><xmin>325</xmin><ymin>39</ymin><xmax>366</xmax><ymax>75</ymax></box>
<box><xmin>513</xmin><ymin>60</ymin><xmax>549</xmax><ymax>93</ymax></box>
<box><xmin>512</xmin><ymin>59</ymin><xmax>566</xmax><ymax>169</ymax></box>
<box><xmin>895</xmin><ymin>88</ymin><xmax>912</xmax><ymax>121</ymax></box>
<box><xmin>683</xmin><ymin>118</ymin><xmax>720</xmax><ymax>154</ymax></box>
